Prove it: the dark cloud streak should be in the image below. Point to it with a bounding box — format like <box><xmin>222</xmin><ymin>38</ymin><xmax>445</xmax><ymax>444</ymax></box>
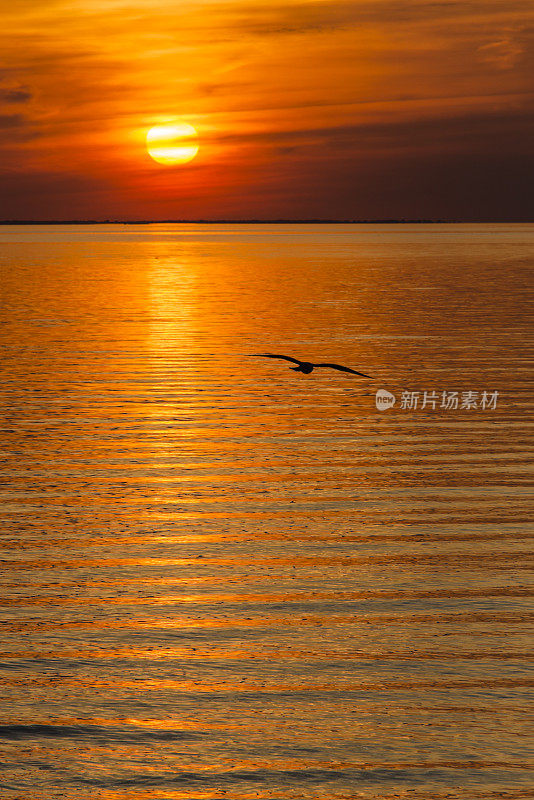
<box><xmin>0</xmin><ymin>87</ymin><xmax>32</xmax><ymax>103</ymax></box>
<box><xmin>221</xmin><ymin>0</ymin><xmax>532</xmax><ymax>37</ymax></box>
<box><xmin>208</xmin><ymin>107</ymin><xmax>534</xmax><ymax>157</ymax></box>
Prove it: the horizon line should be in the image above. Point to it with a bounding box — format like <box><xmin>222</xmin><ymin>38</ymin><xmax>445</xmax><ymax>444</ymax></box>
<box><xmin>1</xmin><ymin>218</ymin><xmax>532</xmax><ymax>225</ymax></box>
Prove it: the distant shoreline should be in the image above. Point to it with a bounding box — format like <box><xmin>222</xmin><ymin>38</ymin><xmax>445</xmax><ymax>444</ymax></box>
<box><xmin>0</xmin><ymin>219</ymin><xmax>531</xmax><ymax>225</ymax></box>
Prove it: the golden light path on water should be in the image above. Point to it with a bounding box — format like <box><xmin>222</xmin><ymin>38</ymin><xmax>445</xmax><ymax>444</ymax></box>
<box><xmin>0</xmin><ymin>223</ymin><xmax>532</xmax><ymax>800</ymax></box>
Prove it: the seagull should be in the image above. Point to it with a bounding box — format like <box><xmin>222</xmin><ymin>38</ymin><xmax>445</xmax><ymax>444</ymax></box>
<box><xmin>251</xmin><ymin>353</ymin><xmax>372</xmax><ymax>378</ymax></box>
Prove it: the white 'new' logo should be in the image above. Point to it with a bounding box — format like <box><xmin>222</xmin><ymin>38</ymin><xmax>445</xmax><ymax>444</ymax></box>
<box><xmin>375</xmin><ymin>389</ymin><xmax>396</xmax><ymax>410</ymax></box>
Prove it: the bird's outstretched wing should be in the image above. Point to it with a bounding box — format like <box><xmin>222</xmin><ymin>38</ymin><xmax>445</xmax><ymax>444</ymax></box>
<box><xmin>316</xmin><ymin>363</ymin><xmax>372</xmax><ymax>378</ymax></box>
<box><xmin>251</xmin><ymin>353</ymin><xmax>302</xmax><ymax>365</ymax></box>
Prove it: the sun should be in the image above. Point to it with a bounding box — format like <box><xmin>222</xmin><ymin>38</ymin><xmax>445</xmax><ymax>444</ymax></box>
<box><xmin>146</xmin><ymin>122</ymin><xmax>199</xmax><ymax>165</ymax></box>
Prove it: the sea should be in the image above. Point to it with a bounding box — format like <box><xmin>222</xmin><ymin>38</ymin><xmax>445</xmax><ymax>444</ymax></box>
<box><xmin>0</xmin><ymin>223</ymin><xmax>532</xmax><ymax>800</ymax></box>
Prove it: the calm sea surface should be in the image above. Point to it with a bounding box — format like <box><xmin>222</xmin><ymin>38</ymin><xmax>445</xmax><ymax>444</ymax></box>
<box><xmin>0</xmin><ymin>223</ymin><xmax>532</xmax><ymax>800</ymax></box>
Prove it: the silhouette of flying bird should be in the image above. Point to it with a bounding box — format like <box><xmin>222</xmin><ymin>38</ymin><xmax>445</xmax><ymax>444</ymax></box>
<box><xmin>252</xmin><ymin>354</ymin><xmax>372</xmax><ymax>378</ymax></box>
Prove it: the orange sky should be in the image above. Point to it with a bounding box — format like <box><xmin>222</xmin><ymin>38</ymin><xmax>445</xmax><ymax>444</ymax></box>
<box><xmin>1</xmin><ymin>0</ymin><xmax>533</xmax><ymax>220</ymax></box>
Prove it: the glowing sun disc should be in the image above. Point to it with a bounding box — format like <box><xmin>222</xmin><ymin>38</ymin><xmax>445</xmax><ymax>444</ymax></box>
<box><xmin>146</xmin><ymin>123</ymin><xmax>199</xmax><ymax>165</ymax></box>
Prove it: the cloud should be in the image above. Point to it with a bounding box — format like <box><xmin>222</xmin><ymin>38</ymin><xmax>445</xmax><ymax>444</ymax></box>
<box><xmin>477</xmin><ymin>32</ymin><xmax>524</xmax><ymax>69</ymax></box>
<box><xmin>0</xmin><ymin>113</ymin><xmax>27</xmax><ymax>128</ymax></box>
<box><xmin>206</xmin><ymin>107</ymin><xmax>534</xmax><ymax>158</ymax></box>
<box><xmin>0</xmin><ymin>112</ymin><xmax>39</xmax><ymax>144</ymax></box>
<box><xmin>0</xmin><ymin>87</ymin><xmax>32</xmax><ymax>103</ymax></box>
<box><xmin>214</xmin><ymin>0</ymin><xmax>530</xmax><ymax>38</ymax></box>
